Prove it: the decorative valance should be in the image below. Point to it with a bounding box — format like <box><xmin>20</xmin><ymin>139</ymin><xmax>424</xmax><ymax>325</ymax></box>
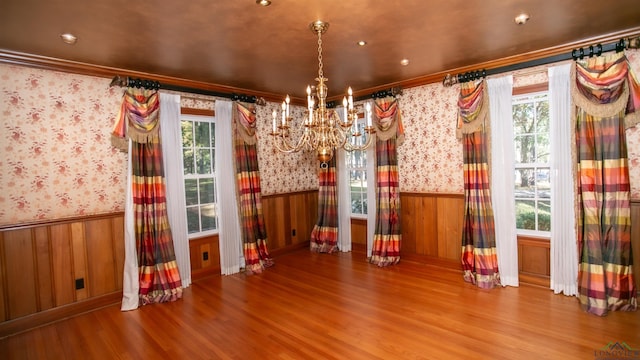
<box><xmin>111</xmin><ymin>88</ymin><xmax>160</xmax><ymax>151</ymax></box>
<box><xmin>456</xmin><ymin>79</ymin><xmax>489</xmax><ymax>139</ymax></box>
<box><xmin>234</xmin><ymin>102</ymin><xmax>258</xmax><ymax>145</ymax></box>
<box><xmin>572</xmin><ymin>51</ymin><xmax>640</xmax><ymax>129</ymax></box>
<box><xmin>373</xmin><ymin>97</ymin><xmax>404</xmax><ymax>145</ymax></box>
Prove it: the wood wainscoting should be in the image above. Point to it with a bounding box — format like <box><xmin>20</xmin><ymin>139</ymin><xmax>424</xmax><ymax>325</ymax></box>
<box><xmin>262</xmin><ymin>190</ymin><xmax>318</xmax><ymax>256</ymax></box>
<box><xmin>189</xmin><ymin>190</ymin><xmax>319</xmax><ymax>281</ymax></box>
<box><xmin>399</xmin><ymin>192</ymin><xmax>465</xmax><ymax>269</ymax></box>
<box><xmin>0</xmin><ymin>213</ymin><xmax>125</xmax><ymax>337</ymax></box>
<box><xmin>395</xmin><ymin>193</ymin><xmax>553</xmax><ymax>285</ymax></box>
<box><xmin>0</xmin><ymin>190</ymin><xmax>319</xmax><ymax>338</ymax></box>
<box><xmin>398</xmin><ymin>192</ymin><xmax>551</xmax><ymax>285</ymax></box>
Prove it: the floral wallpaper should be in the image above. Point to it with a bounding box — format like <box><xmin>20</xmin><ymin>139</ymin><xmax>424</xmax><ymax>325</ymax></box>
<box><xmin>0</xmin><ymin>65</ymin><xmax>126</xmax><ymax>225</ymax></box>
<box><xmin>1</xmin><ymin>50</ymin><xmax>639</xmax><ymax>226</ymax></box>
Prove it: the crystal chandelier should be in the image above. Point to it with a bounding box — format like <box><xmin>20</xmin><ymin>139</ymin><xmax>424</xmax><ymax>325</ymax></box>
<box><xmin>270</xmin><ymin>20</ymin><xmax>375</xmax><ymax>164</ymax></box>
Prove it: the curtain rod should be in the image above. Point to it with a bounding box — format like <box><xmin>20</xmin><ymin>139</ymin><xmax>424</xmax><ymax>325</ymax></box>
<box><xmin>109</xmin><ymin>75</ymin><xmax>403</xmax><ymax>108</ymax></box>
<box><xmin>442</xmin><ymin>36</ymin><xmax>640</xmax><ymax>87</ymax></box>
<box><xmin>109</xmin><ymin>75</ymin><xmax>267</xmax><ymax>105</ymax></box>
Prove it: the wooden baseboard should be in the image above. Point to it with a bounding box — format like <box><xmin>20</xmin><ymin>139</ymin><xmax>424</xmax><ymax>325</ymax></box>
<box><xmin>0</xmin><ymin>291</ymin><xmax>121</xmax><ymax>339</ymax></box>
<box><xmin>191</xmin><ymin>266</ymin><xmax>221</xmax><ymax>282</ymax></box>
<box><xmin>519</xmin><ymin>273</ymin><xmax>550</xmax><ymax>288</ymax></box>
<box><xmin>401</xmin><ymin>253</ymin><xmax>461</xmax><ymax>271</ymax></box>
<box><xmin>270</xmin><ymin>241</ymin><xmax>310</xmax><ymax>258</ymax></box>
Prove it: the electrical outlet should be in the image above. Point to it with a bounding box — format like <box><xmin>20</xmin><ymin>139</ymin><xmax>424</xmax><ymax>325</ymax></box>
<box><xmin>75</xmin><ymin>278</ymin><xmax>85</xmax><ymax>290</ymax></box>
<box><xmin>203</xmin><ymin>251</ymin><xmax>209</xmax><ymax>261</ymax></box>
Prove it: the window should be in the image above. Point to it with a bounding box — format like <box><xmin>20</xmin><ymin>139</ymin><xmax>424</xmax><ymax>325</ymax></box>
<box><xmin>347</xmin><ymin>117</ymin><xmax>368</xmax><ymax>217</ymax></box>
<box><xmin>512</xmin><ymin>91</ymin><xmax>550</xmax><ymax>234</ymax></box>
<box><xmin>181</xmin><ymin>114</ymin><xmax>218</xmax><ymax>236</ymax></box>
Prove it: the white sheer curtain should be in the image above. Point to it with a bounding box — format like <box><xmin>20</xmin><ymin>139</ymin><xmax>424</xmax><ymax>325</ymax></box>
<box><xmin>215</xmin><ymin>100</ymin><xmax>243</xmax><ymax>275</ymax></box>
<box><xmin>487</xmin><ymin>75</ymin><xmax>519</xmax><ymax>287</ymax></box>
<box><xmin>549</xmin><ymin>63</ymin><xmax>578</xmax><ymax>296</ymax></box>
<box><xmin>336</xmin><ymin>106</ymin><xmax>352</xmax><ymax>252</ymax></box>
<box><xmin>159</xmin><ymin>92</ymin><xmax>191</xmax><ymax>288</ymax></box>
<box><xmin>365</xmin><ymin>128</ymin><xmax>376</xmax><ymax>258</ymax></box>
<box><xmin>121</xmin><ymin>139</ymin><xmax>138</xmax><ymax>311</ymax></box>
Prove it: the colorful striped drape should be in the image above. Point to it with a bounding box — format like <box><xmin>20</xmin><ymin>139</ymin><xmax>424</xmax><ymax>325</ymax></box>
<box><xmin>310</xmin><ymin>156</ymin><xmax>339</xmax><ymax>253</ymax></box>
<box><xmin>112</xmin><ymin>88</ymin><xmax>183</xmax><ymax>305</ymax></box>
<box><xmin>234</xmin><ymin>102</ymin><xmax>273</xmax><ymax>273</ymax></box>
<box><xmin>573</xmin><ymin>52</ymin><xmax>638</xmax><ymax>316</ymax></box>
<box><xmin>458</xmin><ymin>80</ymin><xmax>500</xmax><ymax>289</ymax></box>
<box><xmin>370</xmin><ymin>98</ymin><xmax>403</xmax><ymax>267</ymax></box>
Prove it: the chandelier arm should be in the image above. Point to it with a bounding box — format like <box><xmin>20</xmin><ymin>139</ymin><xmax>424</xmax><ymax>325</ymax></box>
<box><xmin>271</xmin><ymin>20</ymin><xmax>374</xmax><ymax>162</ymax></box>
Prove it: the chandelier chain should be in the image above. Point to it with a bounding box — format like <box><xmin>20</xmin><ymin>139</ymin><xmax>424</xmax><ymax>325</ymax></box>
<box><xmin>317</xmin><ymin>31</ymin><xmax>324</xmax><ymax>79</ymax></box>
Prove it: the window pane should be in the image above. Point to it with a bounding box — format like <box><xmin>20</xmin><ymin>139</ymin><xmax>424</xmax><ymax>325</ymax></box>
<box><xmin>515</xmin><ymin>135</ymin><xmax>535</xmax><ymax>163</ymax></box>
<box><xmin>362</xmin><ymin>198</ymin><xmax>368</xmax><ymax>215</ymax></box>
<box><xmin>351</xmin><ymin>192</ymin><xmax>363</xmax><ymax>214</ymax></box>
<box><xmin>186</xmin><ymin>207</ymin><xmax>200</xmax><ymax>234</ymax></box>
<box><xmin>181</xmin><ymin>121</ymin><xmax>193</xmax><ymax>148</ymax></box>
<box><xmin>210</xmin><ymin>123</ymin><xmax>215</xmax><ymax>147</ymax></box>
<box><xmin>185</xmin><ymin>179</ymin><xmax>198</xmax><ymax>206</ymax></box>
<box><xmin>513</xmin><ymin>103</ymin><xmax>534</xmax><ymax>135</ymax></box>
<box><xmin>515</xmin><ymin>169</ymin><xmax>535</xmax><ymax>198</ymax></box>
<box><xmin>211</xmin><ymin>149</ymin><xmax>216</xmax><ymax>173</ymax></box>
<box><xmin>183</xmin><ymin>149</ymin><xmax>194</xmax><ymax>175</ymax></box>
<box><xmin>516</xmin><ymin>200</ymin><xmax>536</xmax><ymax>230</ymax></box>
<box><xmin>539</xmin><ymin>201</ymin><xmax>551</xmax><ymax>231</ymax></box>
<box><xmin>195</xmin><ymin>122</ymin><xmax>210</xmax><ymax>147</ymax></box>
<box><xmin>536</xmin><ymin>133</ymin><xmax>550</xmax><ymax>163</ymax></box>
<box><xmin>201</xmin><ymin>204</ymin><xmax>217</xmax><ymax>231</ymax></box>
<box><xmin>199</xmin><ymin>178</ymin><xmax>215</xmax><ymax>204</ymax></box>
<box><xmin>537</xmin><ymin>169</ymin><xmax>550</xmax><ymax>198</ymax></box>
<box><xmin>196</xmin><ymin>149</ymin><xmax>212</xmax><ymax>174</ymax></box>
<box><xmin>535</xmin><ymin>100</ymin><xmax>550</xmax><ymax>133</ymax></box>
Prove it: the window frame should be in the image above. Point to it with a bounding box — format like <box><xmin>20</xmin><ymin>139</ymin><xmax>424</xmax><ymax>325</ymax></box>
<box><xmin>346</xmin><ymin>113</ymin><xmax>368</xmax><ymax>219</ymax></box>
<box><xmin>180</xmin><ymin>111</ymin><xmax>219</xmax><ymax>239</ymax></box>
<box><xmin>512</xmin><ymin>83</ymin><xmax>551</xmax><ymax>238</ymax></box>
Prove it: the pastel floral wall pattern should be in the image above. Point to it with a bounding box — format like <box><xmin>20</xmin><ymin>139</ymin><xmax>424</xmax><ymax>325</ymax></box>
<box><xmin>0</xmin><ymin>65</ymin><xmax>126</xmax><ymax>225</ymax></box>
<box><xmin>1</xmin><ymin>50</ymin><xmax>639</xmax><ymax>226</ymax></box>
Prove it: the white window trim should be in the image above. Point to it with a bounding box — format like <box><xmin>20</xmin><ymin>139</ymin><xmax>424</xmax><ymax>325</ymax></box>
<box><xmin>181</xmin><ymin>113</ymin><xmax>219</xmax><ymax>238</ymax></box>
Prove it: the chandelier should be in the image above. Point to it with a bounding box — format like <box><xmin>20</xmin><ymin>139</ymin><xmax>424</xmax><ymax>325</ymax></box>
<box><xmin>270</xmin><ymin>20</ymin><xmax>375</xmax><ymax>164</ymax></box>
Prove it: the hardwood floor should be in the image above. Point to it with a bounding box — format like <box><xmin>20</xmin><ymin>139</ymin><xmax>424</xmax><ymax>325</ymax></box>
<box><xmin>1</xmin><ymin>248</ymin><xmax>639</xmax><ymax>359</ymax></box>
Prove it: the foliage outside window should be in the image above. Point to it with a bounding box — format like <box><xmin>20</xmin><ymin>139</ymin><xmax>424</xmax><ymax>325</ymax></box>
<box><xmin>512</xmin><ymin>92</ymin><xmax>551</xmax><ymax>234</ymax></box>
<box><xmin>181</xmin><ymin>114</ymin><xmax>218</xmax><ymax>237</ymax></box>
<box><xmin>347</xmin><ymin>118</ymin><xmax>368</xmax><ymax>216</ymax></box>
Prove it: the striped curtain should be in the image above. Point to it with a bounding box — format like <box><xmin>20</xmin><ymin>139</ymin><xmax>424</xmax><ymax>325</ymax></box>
<box><xmin>457</xmin><ymin>80</ymin><xmax>500</xmax><ymax>289</ymax></box>
<box><xmin>234</xmin><ymin>102</ymin><xmax>273</xmax><ymax>273</ymax></box>
<box><xmin>310</xmin><ymin>156</ymin><xmax>339</xmax><ymax>253</ymax></box>
<box><xmin>112</xmin><ymin>88</ymin><xmax>183</xmax><ymax>305</ymax></box>
<box><xmin>370</xmin><ymin>97</ymin><xmax>404</xmax><ymax>267</ymax></box>
<box><xmin>573</xmin><ymin>52</ymin><xmax>638</xmax><ymax>316</ymax></box>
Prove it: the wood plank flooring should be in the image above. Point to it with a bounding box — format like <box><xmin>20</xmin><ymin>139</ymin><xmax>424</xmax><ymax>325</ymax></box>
<box><xmin>1</xmin><ymin>248</ymin><xmax>639</xmax><ymax>359</ymax></box>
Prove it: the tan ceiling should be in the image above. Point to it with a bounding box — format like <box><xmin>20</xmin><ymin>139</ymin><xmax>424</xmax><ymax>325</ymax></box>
<box><xmin>1</xmin><ymin>0</ymin><xmax>640</xmax><ymax>100</ymax></box>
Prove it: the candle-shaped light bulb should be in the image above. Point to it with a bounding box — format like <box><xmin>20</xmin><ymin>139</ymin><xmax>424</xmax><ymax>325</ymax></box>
<box><xmin>348</xmin><ymin>87</ymin><xmax>353</xmax><ymax>110</ymax></box>
<box><xmin>285</xmin><ymin>95</ymin><xmax>290</xmax><ymax>118</ymax></box>
<box><xmin>366</xmin><ymin>102</ymin><xmax>372</xmax><ymax>127</ymax></box>
<box><xmin>343</xmin><ymin>97</ymin><xmax>348</xmax><ymax>122</ymax></box>
<box><xmin>272</xmin><ymin>110</ymin><xmax>277</xmax><ymax>132</ymax></box>
<box><xmin>281</xmin><ymin>101</ymin><xmax>286</xmax><ymax>126</ymax></box>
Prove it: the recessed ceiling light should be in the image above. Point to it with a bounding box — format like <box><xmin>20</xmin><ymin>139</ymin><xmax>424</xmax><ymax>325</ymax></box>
<box><xmin>357</xmin><ymin>40</ymin><xmax>367</xmax><ymax>46</ymax></box>
<box><xmin>400</xmin><ymin>59</ymin><xmax>409</xmax><ymax>66</ymax></box>
<box><xmin>60</xmin><ymin>33</ymin><xmax>77</xmax><ymax>45</ymax></box>
<box><xmin>514</xmin><ymin>13</ymin><xmax>530</xmax><ymax>25</ymax></box>
<box><xmin>256</xmin><ymin>0</ymin><xmax>271</xmax><ymax>6</ymax></box>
